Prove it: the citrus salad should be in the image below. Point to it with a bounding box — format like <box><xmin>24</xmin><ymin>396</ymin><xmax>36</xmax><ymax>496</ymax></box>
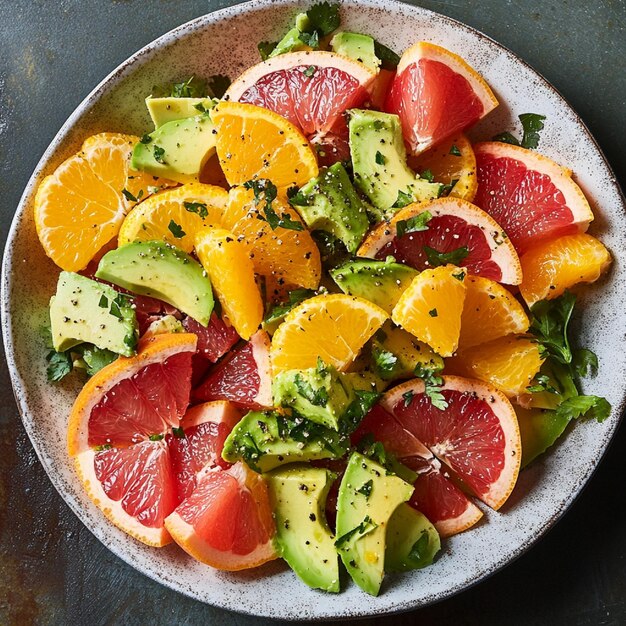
<box><xmin>34</xmin><ymin>3</ymin><xmax>612</xmax><ymax>596</ymax></box>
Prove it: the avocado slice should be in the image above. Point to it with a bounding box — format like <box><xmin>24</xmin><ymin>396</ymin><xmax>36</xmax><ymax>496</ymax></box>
<box><xmin>349</xmin><ymin>109</ymin><xmax>442</xmax><ymax>213</ymax></box>
<box><xmin>516</xmin><ymin>406</ymin><xmax>572</xmax><ymax>468</ymax></box>
<box><xmin>265</xmin><ymin>464</ymin><xmax>340</xmax><ymax>592</ymax></box>
<box><xmin>221</xmin><ymin>410</ymin><xmax>349</xmax><ymax>472</ymax></box>
<box><xmin>335</xmin><ymin>452</ymin><xmax>413</xmax><ymax>596</ymax></box>
<box><xmin>385</xmin><ymin>504</ymin><xmax>440</xmax><ymax>572</ymax></box>
<box><xmin>131</xmin><ymin>114</ymin><xmax>216</xmax><ymax>184</ymax></box>
<box><xmin>330</xmin><ymin>258</ymin><xmax>418</xmax><ymax>313</ymax></box>
<box><xmin>49</xmin><ymin>271</ymin><xmax>138</xmax><ymax>356</ymax></box>
<box><xmin>331</xmin><ymin>32</ymin><xmax>380</xmax><ymax>73</ymax></box>
<box><xmin>371</xmin><ymin>322</ymin><xmax>444</xmax><ymax>381</ymax></box>
<box><xmin>95</xmin><ymin>241</ymin><xmax>213</xmax><ymax>326</ymax></box>
<box><xmin>272</xmin><ymin>359</ymin><xmax>381</xmax><ymax>432</ymax></box>
<box><xmin>146</xmin><ymin>96</ymin><xmax>217</xmax><ymax>128</ymax></box>
<box><xmin>289</xmin><ymin>163</ymin><xmax>370</xmax><ymax>254</ymax></box>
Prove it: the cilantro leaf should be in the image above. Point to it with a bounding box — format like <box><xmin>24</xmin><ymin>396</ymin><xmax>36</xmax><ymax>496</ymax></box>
<box><xmin>264</xmin><ymin>289</ymin><xmax>316</xmax><ymax>325</ymax></box>
<box><xmin>335</xmin><ymin>515</ymin><xmax>377</xmax><ymax>549</ymax></box>
<box><xmin>207</xmin><ymin>74</ymin><xmax>231</xmax><ymax>99</ymax></box>
<box><xmin>152</xmin><ymin>76</ymin><xmax>207</xmax><ymax>99</ymax></box>
<box><xmin>306</xmin><ymin>2</ymin><xmax>340</xmax><ymax>36</ymax></box>
<box><xmin>414</xmin><ymin>362</ymin><xmax>447</xmax><ymax>410</ymax></box>
<box><xmin>492</xmin><ymin>131</ymin><xmax>520</xmax><ymax>146</ymax></box>
<box><xmin>298</xmin><ymin>30</ymin><xmax>320</xmax><ymax>48</ymax></box>
<box><xmin>556</xmin><ymin>395</ymin><xmax>611</xmax><ymax>423</ymax></box>
<box><xmin>529</xmin><ymin>291</ymin><xmax>576</xmax><ymax>365</ymax></box>
<box><xmin>341</xmin><ymin>390</ymin><xmax>381</xmax><ymax>434</ymax></box>
<box><xmin>519</xmin><ymin>113</ymin><xmax>546</xmax><ymax>149</ymax></box>
<box><xmin>183</xmin><ymin>201</ymin><xmax>209</xmax><ymax>219</ymax></box>
<box><xmin>168</xmin><ymin>220</ymin><xmax>186</xmax><ymax>238</ymax></box>
<box><xmin>396</xmin><ymin>211</ymin><xmax>431</xmax><ymax>238</ymax></box>
<box><xmin>294</xmin><ymin>373</ymin><xmax>330</xmax><ymax>407</ymax></box>
<box><xmin>573</xmin><ymin>348</ymin><xmax>599</xmax><ymax>378</ymax></box>
<box><xmin>46</xmin><ymin>350</ymin><xmax>73</xmax><ymax>382</ymax></box>
<box><xmin>372</xmin><ymin>346</ymin><xmax>399</xmax><ymax>379</ymax></box>
<box><xmin>420</xmin><ymin>169</ymin><xmax>435</xmax><ymax>183</ymax></box>
<box><xmin>373</xmin><ymin>40</ymin><xmax>400</xmax><ymax>70</ymax></box>
<box><xmin>423</xmin><ymin>245</ymin><xmax>469</xmax><ymax>267</ymax></box>
<box><xmin>393</xmin><ymin>189</ymin><xmax>415</xmax><ymax>209</ymax></box>
<box><xmin>74</xmin><ymin>345</ymin><xmax>118</xmax><ymax>376</ymax></box>
<box><xmin>243</xmin><ymin>178</ymin><xmax>303</xmax><ymax>231</ymax></box>
<box><xmin>408</xmin><ymin>532</ymin><xmax>430</xmax><ymax>563</ymax></box>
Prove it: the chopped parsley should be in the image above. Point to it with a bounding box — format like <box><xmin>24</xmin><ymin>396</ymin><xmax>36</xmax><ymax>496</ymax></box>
<box><xmin>294</xmin><ymin>373</ymin><xmax>330</xmax><ymax>407</ymax></box>
<box><xmin>420</xmin><ymin>169</ymin><xmax>435</xmax><ymax>183</ymax></box>
<box><xmin>449</xmin><ymin>144</ymin><xmax>462</xmax><ymax>156</ymax></box>
<box><xmin>373</xmin><ymin>40</ymin><xmax>400</xmax><ymax>70</ymax></box>
<box><xmin>341</xmin><ymin>390</ymin><xmax>381</xmax><ymax>434</ymax></box>
<box><xmin>396</xmin><ymin>210</ymin><xmax>432</xmax><ymax>238</ymax></box>
<box><xmin>121</xmin><ymin>188</ymin><xmax>139</xmax><ymax>203</ymax></box>
<box><xmin>139</xmin><ymin>133</ymin><xmax>152</xmax><ymax>144</ymax></box>
<box><xmin>264</xmin><ymin>288</ymin><xmax>316</xmax><ymax>325</ymax></box>
<box><xmin>493</xmin><ymin>113</ymin><xmax>547</xmax><ymax>149</ymax></box>
<box><xmin>393</xmin><ymin>189</ymin><xmax>415</xmax><ymax>209</ymax></box>
<box><xmin>423</xmin><ymin>245</ymin><xmax>469</xmax><ymax>267</ymax></box>
<box><xmin>303</xmin><ymin>65</ymin><xmax>317</xmax><ymax>78</ymax></box>
<box><xmin>375</xmin><ymin>151</ymin><xmax>386</xmax><ymax>165</ymax></box>
<box><xmin>357</xmin><ymin>479</ymin><xmax>373</xmax><ymax>499</ymax></box>
<box><xmin>408</xmin><ymin>532</ymin><xmax>430</xmax><ymax>563</ymax></box>
<box><xmin>428</xmin><ymin>308</ymin><xmax>438</xmax><ymax>317</ymax></box>
<box><xmin>183</xmin><ymin>201</ymin><xmax>209</xmax><ymax>219</ymax></box>
<box><xmin>372</xmin><ymin>346</ymin><xmax>399</xmax><ymax>379</ymax></box>
<box><xmin>334</xmin><ymin>515</ymin><xmax>377</xmax><ymax>549</ymax></box>
<box><xmin>168</xmin><ymin>220</ymin><xmax>186</xmax><ymax>238</ymax></box>
<box><xmin>153</xmin><ymin>145</ymin><xmax>166</xmax><ymax>164</ymax></box>
<box><xmin>243</xmin><ymin>178</ymin><xmax>304</xmax><ymax>231</ymax></box>
<box><xmin>172</xmin><ymin>426</ymin><xmax>185</xmax><ymax>438</ymax></box>
<box><xmin>414</xmin><ymin>362</ymin><xmax>448</xmax><ymax>410</ymax></box>
<box><xmin>152</xmin><ymin>76</ymin><xmax>207</xmax><ymax>99</ymax></box>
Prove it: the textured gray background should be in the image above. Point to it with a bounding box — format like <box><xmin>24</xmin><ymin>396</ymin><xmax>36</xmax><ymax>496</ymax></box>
<box><xmin>1</xmin><ymin>0</ymin><xmax>625</xmax><ymax>624</ymax></box>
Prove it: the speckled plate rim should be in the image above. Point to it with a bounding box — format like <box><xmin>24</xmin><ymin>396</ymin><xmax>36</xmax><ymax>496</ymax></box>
<box><xmin>2</xmin><ymin>0</ymin><xmax>625</xmax><ymax>619</ymax></box>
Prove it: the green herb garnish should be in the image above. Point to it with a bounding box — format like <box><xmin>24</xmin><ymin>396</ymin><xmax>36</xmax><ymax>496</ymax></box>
<box><xmin>396</xmin><ymin>210</ymin><xmax>431</xmax><ymax>238</ymax></box>
<box><xmin>423</xmin><ymin>245</ymin><xmax>469</xmax><ymax>267</ymax></box>
<box><xmin>168</xmin><ymin>220</ymin><xmax>186</xmax><ymax>238</ymax></box>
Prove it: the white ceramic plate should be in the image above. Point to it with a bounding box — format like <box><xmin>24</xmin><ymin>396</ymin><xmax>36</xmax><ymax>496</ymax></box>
<box><xmin>3</xmin><ymin>0</ymin><xmax>625</xmax><ymax>619</ymax></box>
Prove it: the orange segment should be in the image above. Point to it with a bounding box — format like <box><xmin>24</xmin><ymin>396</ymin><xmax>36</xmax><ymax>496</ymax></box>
<box><xmin>270</xmin><ymin>294</ymin><xmax>388</xmax><ymax>373</ymax></box>
<box><xmin>409</xmin><ymin>134</ymin><xmax>477</xmax><ymax>202</ymax></box>
<box><xmin>118</xmin><ymin>183</ymin><xmax>229</xmax><ymax>253</ymax></box>
<box><xmin>447</xmin><ymin>335</ymin><xmax>545</xmax><ymax>397</ymax></box>
<box><xmin>458</xmin><ymin>276</ymin><xmax>529</xmax><ymax>350</ymax></box>
<box><xmin>392</xmin><ymin>265</ymin><xmax>467</xmax><ymax>357</ymax></box>
<box><xmin>195</xmin><ymin>227</ymin><xmax>263</xmax><ymax>340</ymax></box>
<box><xmin>225</xmin><ymin>187</ymin><xmax>321</xmax><ymax>294</ymax></box>
<box><xmin>211</xmin><ymin>101</ymin><xmax>319</xmax><ymax>188</ymax></box>
<box><xmin>519</xmin><ymin>233</ymin><xmax>612</xmax><ymax>307</ymax></box>
<box><xmin>34</xmin><ymin>132</ymin><xmax>174</xmax><ymax>271</ymax></box>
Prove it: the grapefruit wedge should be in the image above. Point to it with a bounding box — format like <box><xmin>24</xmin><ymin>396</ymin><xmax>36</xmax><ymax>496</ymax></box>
<box><xmin>351</xmin><ymin>404</ymin><xmax>483</xmax><ymax>537</ymax></box>
<box><xmin>193</xmin><ymin>331</ymin><xmax>273</xmax><ymax>409</ymax></box>
<box><xmin>165</xmin><ymin>462</ymin><xmax>277</xmax><ymax>571</ymax></box>
<box><xmin>385</xmin><ymin>42</ymin><xmax>498</xmax><ymax>155</ymax></box>
<box><xmin>382</xmin><ymin>375</ymin><xmax>521</xmax><ymax>510</ymax></box>
<box><xmin>226</xmin><ymin>51</ymin><xmax>376</xmax><ymax>163</ymax></box>
<box><xmin>473</xmin><ymin>142</ymin><xmax>594</xmax><ymax>254</ymax></box>
<box><xmin>68</xmin><ymin>333</ymin><xmax>198</xmax><ymax>546</ymax></box>
<box><xmin>358</xmin><ymin>197</ymin><xmax>522</xmax><ymax>284</ymax></box>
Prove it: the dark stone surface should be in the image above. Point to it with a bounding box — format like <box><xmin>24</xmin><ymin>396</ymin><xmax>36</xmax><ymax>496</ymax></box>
<box><xmin>1</xmin><ymin>1</ymin><xmax>625</xmax><ymax>624</ymax></box>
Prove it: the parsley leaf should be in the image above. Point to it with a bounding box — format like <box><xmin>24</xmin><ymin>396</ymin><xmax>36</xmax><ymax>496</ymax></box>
<box><xmin>243</xmin><ymin>178</ymin><xmax>304</xmax><ymax>231</ymax></box>
<box><xmin>183</xmin><ymin>201</ymin><xmax>209</xmax><ymax>219</ymax></box>
<box><xmin>372</xmin><ymin>346</ymin><xmax>399</xmax><ymax>379</ymax></box>
<box><xmin>306</xmin><ymin>2</ymin><xmax>340</xmax><ymax>36</ymax></box>
<box><xmin>153</xmin><ymin>76</ymin><xmax>207</xmax><ymax>99</ymax></box>
<box><xmin>529</xmin><ymin>291</ymin><xmax>575</xmax><ymax>365</ymax></box>
<box><xmin>264</xmin><ymin>289</ymin><xmax>316</xmax><ymax>325</ymax></box>
<box><xmin>414</xmin><ymin>362</ymin><xmax>448</xmax><ymax>410</ymax></box>
<box><xmin>303</xmin><ymin>65</ymin><xmax>317</xmax><ymax>78</ymax></box>
<box><xmin>420</xmin><ymin>169</ymin><xmax>435</xmax><ymax>183</ymax></box>
<box><xmin>294</xmin><ymin>373</ymin><xmax>329</xmax><ymax>407</ymax></box>
<box><xmin>258</xmin><ymin>41</ymin><xmax>278</xmax><ymax>60</ymax></box>
<box><xmin>357</xmin><ymin>479</ymin><xmax>373</xmax><ymax>499</ymax></box>
<box><xmin>492</xmin><ymin>131</ymin><xmax>520</xmax><ymax>146</ymax></box>
<box><xmin>449</xmin><ymin>144</ymin><xmax>462</xmax><ymax>156</ymax></box>
<box><xmin>556</xmin><ymin>395</ymin><xmax>611</xmax><ymax>423</ymax></box>
<box><xmin>341</xmin><ymin>390</ymin><xmax>381</xmax><ymax>434</ymax></box>
<box><xmin>46</xmin><ymin>350</ymin><xmax>73</xmax><ymax>382</ymax></box>
<box><xmin>519</xmin><ymin>113</ymin><xmax>546</xmax><ymax>149</ymax></box>
<box><xmin>298</xmin><ymin>30</ymin><xmax>320</xmax><ymax>48</ymax></box>
<box><xmin>396</xmin><ymin>210</ymin><xmax>431</xmax><ymax>238</ymax></box>
<box><xmin>375</xmin><ymin>151</ymin><xmax>386</xmax><ymax>165</ymax></box>
<box><xmin>408</xmin><ymin>532</ymin><xmax>430</xmax><ymax>563</ymax></box>
<box><xmin>140</xmin><ymin>133</ymin><xmax>152</xmax><ymax>144</ymax></box>
<box><xmin>392</xmin><ymin>189</ymin><xmax>415</xmax><ymax>209</ymax></box>
<box><xmin>153</xmin><ymin>145</ymin><xmax>166</xmax><ymax>164</ymax></box>
<box><xmin>424</xmin><ymin>245</ymin><xmax>469</xmax><ymax>267</ymax></box>
<box><xmin>335</xmin><ymin>515</ymin><xmax>377</xmax><ymax>549</ymax></box>
<box><xmin>121</xmin><ymin>188</ymin><xmax>138</xmax><ymax>203</ymax></box>
<box><xmin>168</xmin><ymin>220</ymin><xmax>186</xmax><ymax>238</ymax></box>
<box><xmin>373</xmin><ymin>40</ymin><xmax>400</xmax><ymax>70</ymax></box>
<box><xmin>74</xmin><ymin>345</ymin><xmax>118</xmax><ymax>376</ymax></box>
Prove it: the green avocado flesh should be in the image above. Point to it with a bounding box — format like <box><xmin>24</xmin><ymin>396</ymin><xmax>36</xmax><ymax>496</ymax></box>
<box><xmin>49</xmin><ymin>271</ymin><xmax>138</xmax><ymax>356</ymax></box>
<box><xmin>517</xmin><ymin>406</ymin><xmax>573</xmax><ymax>468</ymax></box>
<box><xmin>330</xmin><ymin>258</ymin><xmax>418</xmax><ymax>314</ymax></box>
<box><xmin>335</xmin><ymin>452</ymin><xmax>414</xmax><ymax>596</ymax></box>
<box><xmin>331</xmin><ymin>32</ymin><xmax>380</xmax><ymax>73</ymax></box>
<box><xmin>265</xmin><ymin>464</ymin><xmax>339</xmax><ymax>592</ymax></box>
<box><xmin>349</xmin><ymin>109</ymin><xmax>441</xmax><ymax>213</ymax></box>
<box><xmin>221</xmin><ymin>410</ymin><xmax>349</xmax><ymax>472</ymax></box>
<box><xmin>131</xmin><ymin>114</ymin><xmax>216</xmax><ymax>184</ymax></box>
<box><xmin>146</xmin><ymin>96</ymin><xmax>217</xmax><ymax>128</ymax></box>
<box><xmin>290</xmin><ymin>163</ymin><xmax>370</xmax><ymax>254</ymax></box>
<box><xmin>95</xmin><ymin>240</ymin><xmax>214</xmax><ymax>326</ymax></box>
<box><xmin>385</xmin><ymin>504</ymin><xmax>440</xmax><ymax>572</ymax></box>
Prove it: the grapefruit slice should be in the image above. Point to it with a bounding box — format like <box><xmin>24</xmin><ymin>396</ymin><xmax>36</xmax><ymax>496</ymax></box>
<box><xmin>403</xmin><ymin>455</ymin><xmax>484</xmax><ymax>538</ymax></box>
<box><xmin>165</xmin><ymin>462</ymin><xmax>277</xmax><ymax>571</ymax></box>
<box><xmin>382</xmin><ymin>375</ymin><xmax>521</xmax><ymax>510</ymax></box>
<box><xmin>182</xmin><ymin>313</ymin><xmax>240</xmax><ymax>363</ymax></box>
<box><xmin>358</xmin><ymin>197</ymin><xmax>522</xmax><ymax>284</ymax></box>
<box><xmin>473</xmin><ymin>142</ymin><xmax>594</xmax><ymax>254</ymax></box>
<box><xmin>193</xmin><ymin>331</ymin><xmax>272</xmax><ymax>409</ymax></box>
<box><xmin>226</xmin><ymin>51</ymin><xmax>376</xmax><ymax>162</ymax></box>
<box><xmin>68</xmin><ymin>333</ymin><xmax>198</xmax><ymax>546</ymax></box>
<box><xmin>350</xmin><ymin>404</ymin><xmax>482</xmax><ymax>537</ymax></box>
<box><xmin>167</xmin><ymin>401</ymin><xmax>241</xmax><ymax>501</ymax></box>
<box><xmin>385</xmin><ymin>42</ymin><xmax>498</xmax><ymax>155</ymax></box>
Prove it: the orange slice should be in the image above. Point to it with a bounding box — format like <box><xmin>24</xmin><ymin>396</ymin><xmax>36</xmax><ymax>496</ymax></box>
<box><xmin>35</xmin><ymin>133</ymin><xmax>174</xmax><ymax>271</ymax></box>
<box><xmin>118</xmin><ymin>183</ymin><xmax>228</xmax><ymax>253</ymax></box>
<box><xmin>211</xmin><ymin>101</ymin><xmax>318</xmax><ymax>188</ymax></box>
<box><xmin>392</xmin><ymin>265</ymin><xmax>467</xmax><ymax>357</ymax></box>
<box><xmin>447</xmin><ymin>335</ymin><xmax>545</xmax><ymax>397</ymax></box>
<box><xmin>519</xmin><ymin>233</ymin><xmax>612</xmax><ymax>307</ymax></box>
<box><xmin>194</xmin><ymin>227</ymin><xmax>263</xmax><ymax>340</ymax></box>
<box><xmin>458</xmin><ymin>276</ymin><xmax>529</xmax><ymax>350</ymax></box>
<box><xmin>409</xmin><ymin>134</ymin><xmax>477</xmax><ymax>202</ymax></box>
<box><xmin>225</xmin><ymin>187</ymin><xmax>321</xmax><ymax>294</ymax></box>
<box><xmin>270</xmin><ymin>294</ymin><xmax>388</xmax><ymax>374</ymax></box>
